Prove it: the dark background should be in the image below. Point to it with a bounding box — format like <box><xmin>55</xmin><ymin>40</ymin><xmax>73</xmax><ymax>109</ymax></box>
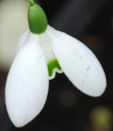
<box><xmin>0</xmin><ymin>0</ymin><xmax>113</xmax><ymax>130</ymax></box>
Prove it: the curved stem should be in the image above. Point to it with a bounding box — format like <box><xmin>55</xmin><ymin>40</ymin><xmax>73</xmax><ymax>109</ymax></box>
<box><xmin>28</xmin><ymin>0</ymin><xmax>35</xmax><ymax>6</ymax></box>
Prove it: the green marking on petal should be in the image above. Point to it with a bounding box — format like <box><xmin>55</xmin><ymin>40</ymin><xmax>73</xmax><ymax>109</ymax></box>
<box><xmin>47</xmin><ymin>59</ymin><xmax>62</xmax><ymax>77</ymax></box>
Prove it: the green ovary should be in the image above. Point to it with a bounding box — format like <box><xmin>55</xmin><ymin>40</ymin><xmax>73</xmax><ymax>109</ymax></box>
<box><xmin>28</xmin><ymin>0</ymin><xmax>48</xmax><ymax>34</ymax></box>
<box><xmin>47</xmin><ymin>59</ymin><xmax>62</xmax><ymax>77</ymax></box>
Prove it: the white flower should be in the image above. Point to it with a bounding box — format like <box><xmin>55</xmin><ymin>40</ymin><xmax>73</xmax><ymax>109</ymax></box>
<box><xmin>5</xmin><ymin>0</ymin><xmax>107</xmax><ymax>128</ymax></box>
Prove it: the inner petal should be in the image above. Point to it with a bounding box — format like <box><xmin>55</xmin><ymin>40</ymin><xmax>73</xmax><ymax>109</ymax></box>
<box><xmin>39</xmin><ymin>32</ymin><xmax>63</xmax><ymax>80</ymax></box>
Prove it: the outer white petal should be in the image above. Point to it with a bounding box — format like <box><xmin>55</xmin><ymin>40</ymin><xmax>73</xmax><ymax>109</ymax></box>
<box><xmin>5</xmin><ymin>32</ymin><xmax>49</xmax><ymax>127</ymax></box>
<box><xmin>47</xmin><ymin>25</ymin><xmax>106</xmax><ymax>97</ymax></box>
<box><xmin>16</xmin><ymin>29</ymin><xmax>30</xmax><ymax>54</ymax></box>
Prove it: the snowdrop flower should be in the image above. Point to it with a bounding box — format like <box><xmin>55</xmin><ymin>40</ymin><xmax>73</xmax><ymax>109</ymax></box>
<box><xmin>5</xmin><ymin>0</ymin><xmax>107</xmax><ymax>128</ymax></box>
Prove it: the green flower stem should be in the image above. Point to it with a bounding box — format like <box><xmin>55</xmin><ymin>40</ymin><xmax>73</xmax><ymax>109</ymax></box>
<box><xmin>28</xmin><ymin>0</ymin><xmax>34</xmax><ymax>6</ymax></box>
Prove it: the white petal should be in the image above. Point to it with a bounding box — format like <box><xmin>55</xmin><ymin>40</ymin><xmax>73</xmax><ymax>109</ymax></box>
<box><xmin>47</xmin><ymin>25</ymin><xmax>106</xmax><ymax>97</ymax></box>
<box><xmin>5</xmin><ymin>32</ymin><xmax>49</xmax><ymax>127</ymax></box>
<box><xmin>16</xmin><ymin>29</ymin><xmax>30</xmax><ymax>54</ymax></box>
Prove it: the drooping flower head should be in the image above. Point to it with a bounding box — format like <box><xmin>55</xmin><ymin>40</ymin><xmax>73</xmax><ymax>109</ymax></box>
<box><xmin>5</xmin><ymin>0</ymin><xmax>107</xmax><ymax>128</ymax></box>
